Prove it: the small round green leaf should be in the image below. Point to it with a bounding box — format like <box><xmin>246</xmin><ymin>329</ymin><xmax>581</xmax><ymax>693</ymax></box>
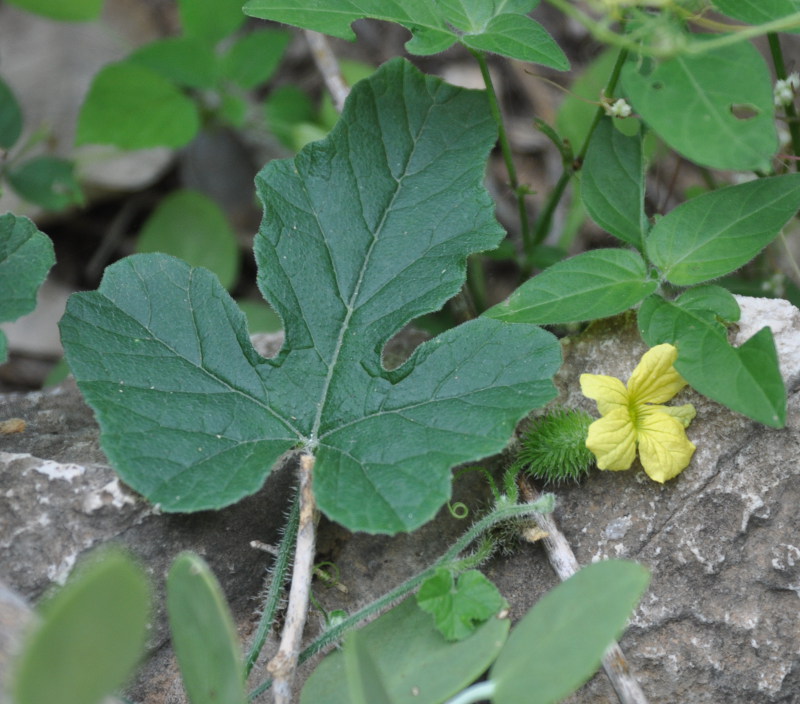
<box><xmin>76</xmin><ymin>62</ymin><xmax>200</xmax><ymax>150</ymax></box>
<box><xmin>179</xmin><ymin>0</ymin><xmax>246</xmax><ymax>44</ymax></box>
<box><xmin>301</xmin><ymin>597</ymin><xmax>510</xmax><ymax>704</ymax></box>
<box><xmin>129</xmin><ymin>37</ymin><xmax>218</xmax><ymax>89</ymax></box>
<box><xmin>622</xmin><ymin>42</ymin><xmax>777</xmax><ymax>171</ymax></box>
<box><xmin>167</xmin><ymin>553</ymin><xmax>246</xmax><ymax>704</ymax></box>
<box><xmin>136</xmin><ymin>190</ymin><xmax>239</xmax><ymax>290</ymax></box>
<box><xmin>8</xmin><ymin>156</ymin><xmax>84</xmax><ymax>211</ymax></box>
<box><xmin>491</xmin><ymin>560</ymin><xmax>650</xmax><ymax>704</ymax></box>
<box><xmin>12</xmin><ymin>550</ymin><xmax>150</xmax><ymax>704</ymax></box>
<box><xmin>221</xmin><ymin>29</ymin><xmax>291</xmax><ymax>90</ymax></box>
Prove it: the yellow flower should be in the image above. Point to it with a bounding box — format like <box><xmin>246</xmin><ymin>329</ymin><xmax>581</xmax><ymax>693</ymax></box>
<box><xmin>580</xmin><ymin>343</ymin><xmax>696</xmax><ymax>483</ymax></box>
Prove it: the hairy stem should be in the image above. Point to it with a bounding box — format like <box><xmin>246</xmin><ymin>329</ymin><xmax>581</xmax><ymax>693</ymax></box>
<box><xmin>768</xmin><ymin>32</ymin><xmax>800</xmax><ymax>171</ymax></box>
<box><xmin>266</xmin><ymin>453</ymin><xmax>318</xmax><ymax>704</ymax></box>
<box><xmin>472</xmin><ymin>49</ymin><xmax>532</xmax><ymax>259</ymax></box>
<box><xmin>248</xmin><ymin>494</ymin><xmax>555</xmax><ymax>699</ymax></box>
<box><xmin>244</xmin><ymin>490</ymin><xmax>301</xmax><ymax>676</ymax></box>
<box><xmin>304</xmin><ymin>30</ymin><xmax>350</xmax><ymax>112</ymax></box>
<box><xmin>517</xmin><ymin>476</ymin><xmax>649</xmax><ymax>704</ymax></box>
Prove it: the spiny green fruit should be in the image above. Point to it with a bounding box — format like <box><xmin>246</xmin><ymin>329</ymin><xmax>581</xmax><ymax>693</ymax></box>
<box><xmin>515</xmin><ymin>408</ymin><xmax>594</xmax><ymax>484</ymax></box>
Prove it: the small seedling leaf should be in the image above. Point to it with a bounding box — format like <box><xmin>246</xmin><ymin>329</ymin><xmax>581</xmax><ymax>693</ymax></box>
<box><xmin>8</xmin><ymin>156</ymin><xmax>84</xmax><ymax>211</ymax></box>
<box><xmin>12</xmin><ymin>550</ymin><xmax>150</xmax><ymax>704</ymax></box>
<box><xmin>638</xmin><ymin>295</ymin><xmax>786</xmax><ymax>427</ymax></box>
<box><xmin>221</xmin><ymin>29</ymin><xmax>291</xmax><ymax>90</ymax></box>
<box><xmin>416</xmin><ymin>568</ymin><xmax>506</xmax><ymax>641</ymax></box>
<box><xmin>301</xmin><ymin>597</ymin><xmax>510</xmax><ymax>704</ymax></box>
<box><xmin>136</xmin><ymin>189</ymin><xmax>240</xmax><ymax>291</ymax></box>
<box><xmin>243</xmin><ymin>0</ymin><xmax>567</xmax><ymax>67</ymax></box>
<box><xmin>484</xmin><ymin>249</ymin><xmax>656</xmax><ymax>324</ymax></box>
<box><xmin>581</xmin><ymin>117</ymin><xmax>647</xmax><ymax>249</ymax></box>
<box><xmin>61</xmin><ymin>59</ymin><xmax>561</xmax><ymax>534</ymax></box>
<box><xmin>490</xmin><ymin>560</ymin><xmax>649</xmax><ymax>704</ymax></box>
<box><xmin>129</xmin><ymin>37</ymin><xmax>219</xmax><ymax>90</ymax></box>
<box><xmin>0</xmin><ymin>214</ymin><xmax>54</xmax><ymax>363</ymax></box>
<box><xmin>645</xmin><ymin>174</ymin><xmax>800</xmax><ymax>285</ymax></box>
<box><xmin>622</xmin><ymin>42</ymin><xmax>777</xmax><ymax>171</ymax></box>
<box><xmin>0</xmin><ymin>76</ymin><xmax>23</xmax><ymax>150</ymax></box>
<box><xmin>178</xmin><ymin>0</ymin><xmax>246</xmax><ymax>44</ymax></box>
<box><xmin>76</xmin><ymin>62</ymin><xmax>200</xmax><ymax>150</ymax></box>
<box><xmin>167</xmin><ymin>553</ymin><xmax>246</xmax><ymax>704</ymax></box>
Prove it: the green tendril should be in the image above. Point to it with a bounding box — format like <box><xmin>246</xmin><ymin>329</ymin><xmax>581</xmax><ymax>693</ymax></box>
<box><xmin>515</xmin><ymin>408</ymin><xmax>595</xmax><ymax>484</ymax></box>
<box><xmin>448</xmin><ymin>501</ymin><xmax>470</xmax><ymax>519</ymax></box>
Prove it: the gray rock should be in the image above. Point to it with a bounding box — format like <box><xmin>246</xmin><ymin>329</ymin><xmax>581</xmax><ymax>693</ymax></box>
<box><xmin>2</xmin><ymin>304</ymin><xmax>799</xmax><ymax>703</ymax></box>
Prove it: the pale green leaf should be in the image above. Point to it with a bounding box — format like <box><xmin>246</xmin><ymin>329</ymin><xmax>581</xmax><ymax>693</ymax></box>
<box><xmin>76</xmin><ymin>62</ymin><xmax>200</xmax><ymax>150</ymax></box>
<box><xmin>713</xmin><ymin>0</ymin><xmax>800</xmax><ymax>29</ymax></box>
<box><xmin>243</xmin><ymin>0</ymin><xmax>568</xmax><ymax>67</ymax></box>
<box><xmin>0</xmin><ymin>214</ymin><xmax>54</xmax><ymax>362</ymax></box>
<box><xmin>8</xmin><ymin>157</ymin><xmax>84</xmax><ymax>211</ymax></box>
<box><xmin>136</xmin><ymin>189</ymin><xmax>239</xmax><ymax>291</ymax></box>
<box><xmin>12</xmin><ymin>550</ymin><xmax>149</xmax><ymax>704</ymax></box>
<box><xmin>167</xmin><ymin>553</ymin><xmax>246</xmax><ymax>704</ymax></box>
<box><xmin>645</xmin><ymin>174</ymin><xmax>800</xmax><ymax>285</ymax></box>
<box><xmin>178</xmin><ymin>0</ymin><xmax>246</xmax><ymax>44</ymax></box>
<box><xmin>484</xmin><ymin>249</ymin><xmax>656</xmax><ymax>324</ymax></box>
<box><xmin>129</xmin><ymin>37</ymin><xmax>218</xmax><ymax>89</ymax></box>
<box><xmin>638</xmin><ymin>295</ymin><xmax>786</xmax><ymax>427</ymax></box>
<box><xmin>221</xmin><ymin>29</ymin><xmax>291</xmax><ymax>90</ymax></box>
<box><xmin>61</xmin><ymin>59</ymin><xmax>561</xmax><ymax>534</ymax></box>
<box><xmin>5</xmin><ymin>0</ymin><xmax>103</xmax><ymax>21</ymax></box>
<box><xmin>581</xmin><ymin>117</ymin><xmax>646</xmax><ymax>249</ymax></box>
<box><xmin>622</xmin><ymin>42</ymin><xmax>777</xmax><ymax>171</ymax></box>
<box><xmin>344</xmin><ymin>630</ymin><xmax>394</xmax><ymax>704</ymax></box>
<box><xmin>301</xmin><ymin>597</ymin><xmax>510</xmax><ymax>704</ymax></box>
<box><xmin>491</xmin><ymin>560</ymin><xmax>649</xmax><ymax>704</ymax></box>
<box><xmin>416</xmin><ymin>568</ymin><xmax>506</xmax><ymax>641</ymax></box>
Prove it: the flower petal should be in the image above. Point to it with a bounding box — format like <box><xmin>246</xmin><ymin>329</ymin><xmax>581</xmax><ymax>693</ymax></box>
<box><xmin>627</xmin><ymin>343</ymin><xmax>687</xmax><ymax>405</ymax></box>
<box><xmin>586</xmin><ymin>407</ymin><xmax>637</xmax><ymax>471</ymax></box>
<box><xmin>637</xmin><ymin>408</ymin><xmax>696</xmax><ymax>483</ymax></box>
<box><xmin>580</xmin><ymin>374</ymin><xmax>628</xmax><ymax>416</ymax></box>
<box><xmin>650</xmin><ymin>403</ymin><xmax>696</xmax><ymax>428</ymax></box>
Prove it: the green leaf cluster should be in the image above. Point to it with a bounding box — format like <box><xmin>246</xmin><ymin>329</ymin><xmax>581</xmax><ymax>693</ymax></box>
<box><xmin>243</xmin><ymin>0</ymin><xmax>569</xmax><ymax>69</ymax></box>
<box><xmin>0</xmin><ymin>77</ymin><xmax>84</xmax><ymax>211</ymax></box>
<box><xmin>76</xmin><ymin>9</ymin><xmax>290</xmax><ymax>150</ymax></box>
<box><xmin>304</xmin><ymin>559</ymin><xmax>649</xmax><ymax>704</ymax></box>
<box><xmin>485</xmin><ymin>115</ymin><xmax>798</xmax><ymax>428</ymax></box>
<box><xmin>61</xmin><ymin>59</ymin><xmax>562</xmax><ymax>534</ymax></box>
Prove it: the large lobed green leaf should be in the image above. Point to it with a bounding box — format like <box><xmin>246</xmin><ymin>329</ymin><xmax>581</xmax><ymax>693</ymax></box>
<box><xmin>61</xmin><ymin>59</ymin><xmax>561</xmax><ymax>534</ymax></box>
<box><xmin>645</xmin><ymin>174</ymin><xmax>800</xmax><ymax>285</ymax></box>
<box><xmin>484</xmin><ymin>249</ymin><xmax>657</xmax><ymax>325</ymax></box>
<box><xmin>243</xmin><ymin>0</ymin><xmax>568</xmax><ymax>68</ymax></box>
<box><xmin>0</xmin><ymin>214</ymin><xmax>55</xmax><ymax>363</ymax></box>
<box><xmin>622</xmin><ymin>41</ymin><xmax>777</xmax><ymax>171</ymax></box>
<box><xmin>638</xmin><ymin>294</ymin><xmax>786</xmax><ymax>427</ymax></box>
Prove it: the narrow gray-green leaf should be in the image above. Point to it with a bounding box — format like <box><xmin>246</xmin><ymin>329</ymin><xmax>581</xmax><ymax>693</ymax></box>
<box><xmin>301</xmin><ymin>597</ymin><xmax>509</xmax><ymax>704</ymax></box>
<box><xmin>491</xmin><ymin>560</ymin><xmax>649</xmax><ymax>704</ymax></box>
<box><xmin>622</xmin><ymin>42</ymin><xmax>777</xmax><ymax>171</ymax></box>
<box><xmin>484</xmin><ymin>249</ymin><xmax>656</xmax><ymax>324</ymax></box>
<box><xmin>13</xmin><ymin>550</ymin><xmax>149</xmax><ymax>704</ymax></box>
<box><xmin>0</xmin><ymin>76</ymin><xmax>23</xmax><ymax>150</ymax></box>
<box><xmin>61</xmin><ymin>59</ymin><xmax>561</xmax><ymax>534</ymax></box>
<box><xmin>0</xmin><ymin>214</ymin><xmax>54</xmax><ymax>362</ymax></box>
<box><xmin>243</xmin><ymin>0</ymin><xmax>568</xmax><ymax>67</ymax></box>
<box><xmin>581</xmin><ymin>117</ymin><xmax>646</xmax><ymax>249</ymax></box>
<box><xmin>76</xmin><ymin>62</ymin><xmax>200</xmax><ymax>150</ymax></box>
<box><xmin>638</xmin><ymin>295</ymin><xmax>785</xmax><ymax>427</ymax></box>
<box><xmin>167</xmin><ymin>553</ymin><xmax>246</xmax><ymax>704</ymax></box>
<box><xmin>646</xmin><ymin>174</ymin><xmax>800</xmax><ymax>285</ymax></box>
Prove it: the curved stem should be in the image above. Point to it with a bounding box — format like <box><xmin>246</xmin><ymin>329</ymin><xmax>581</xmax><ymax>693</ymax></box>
<box><xmin>472</xmin><ymin>50</ymin><xmax>532</xmax><ymax>257</ymax></box>
<box><xmin>445</xmin><ymin>680</ymin><xmax>497</xmax><ymax>704</ymax></box>
<box><xmin>768</xmin><ymin>32</ymin><xmax>800</xmax><ymax>171</ymax></box>
<box><xmin>248</xmin><ymin>494</ymin><xmax>555</xmax><ymax>700</ymax></box>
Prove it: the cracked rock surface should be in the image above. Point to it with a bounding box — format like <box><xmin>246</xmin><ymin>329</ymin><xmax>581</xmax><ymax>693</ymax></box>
<box><xmin>1</xmin><ymin>300</ymin><xmax>799</xmax><ymax>703</ymax></box>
